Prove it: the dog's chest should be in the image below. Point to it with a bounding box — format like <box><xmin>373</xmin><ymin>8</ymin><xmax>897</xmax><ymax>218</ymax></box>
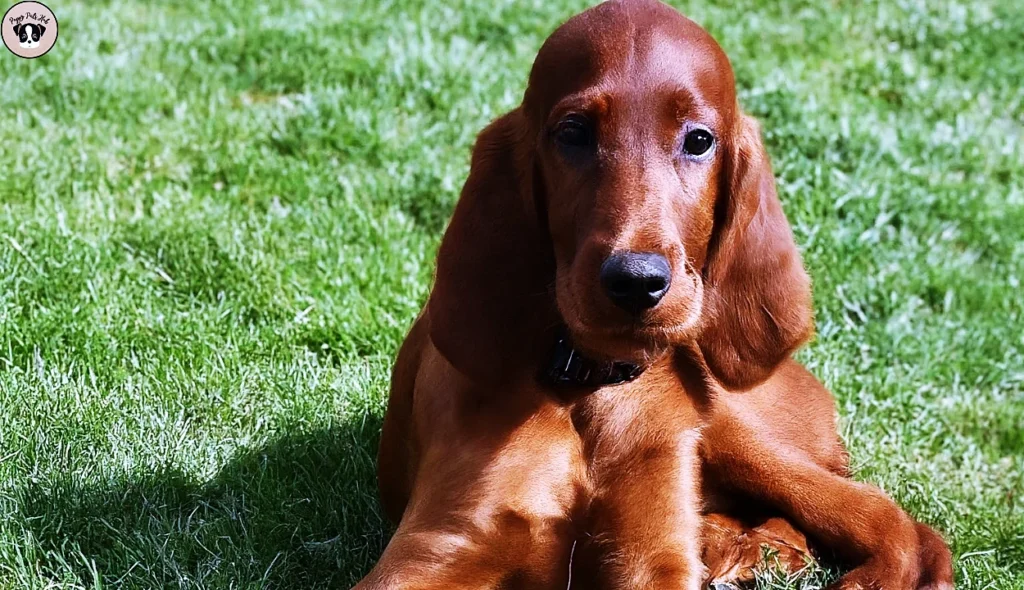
<box><xmin>565</xmin><ymin>363</ymin><xmax>703</xmax><ymax>459</ymax></box>
<box><xmin>557</xmin><ymin>364</ymin><xmax>705</xmax><ymax>511</ymax></box>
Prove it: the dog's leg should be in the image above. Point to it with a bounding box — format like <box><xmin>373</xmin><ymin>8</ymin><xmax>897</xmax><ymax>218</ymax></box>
<box><xmin>359</xmin><ymin>370</ymin><xmax>583</xmax><ymax>589</ymax></box>
<box><xmin>572</xmin><ymin>403</ymin><xmax>705</xmax><ymax>590</ymax></box>
<box><xmin>701</xmin><ymin>409</ymin><xmax>953</xmax><ymax>590</ymax></box>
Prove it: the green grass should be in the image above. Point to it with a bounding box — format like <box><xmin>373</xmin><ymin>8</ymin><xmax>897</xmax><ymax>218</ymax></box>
<box><xmin>0</xmin><ymin>0</ymin><xmax>1021</xmax><ymax>587</ymax></box>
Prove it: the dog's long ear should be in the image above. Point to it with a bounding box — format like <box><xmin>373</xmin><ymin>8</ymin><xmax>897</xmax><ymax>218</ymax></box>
<box><xmin>12</xmin><ymin>23</ymin><xmax>23</xmax><ymax>35</ymax></box>
<box><xmin>426</xmin><ymin>108</ymin><xmax>556</xmax><ymax>384</ymax></box>
<box><xmin>698</xmin><ymin>114</ymin><xmax>813</xmax><ymax>390</ymax></box>
<box><xmin>36</xmin><ymin>24</ymin><xmax>46</xmax><ymax>36</ymax></box>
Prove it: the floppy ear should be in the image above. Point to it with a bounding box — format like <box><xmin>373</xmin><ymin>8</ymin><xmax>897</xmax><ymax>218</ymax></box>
<box><xmin>426</xmin><ymin>108</ymin><xmax>557</xmax><ymax>384</ymax></box>
<box><xmin>12</xmin><ymin>23</ymin><xmax>23</xmax><ymax>35</ymax></box>
<box><xmin>698</xmin><ymin>114</ymin><xmax>814</xmax><ymax>390</ymax></box>
<box><xmin>36</xmin><ymin>24</ymin><xmax>46</xmax><ymax>36</ymax></box>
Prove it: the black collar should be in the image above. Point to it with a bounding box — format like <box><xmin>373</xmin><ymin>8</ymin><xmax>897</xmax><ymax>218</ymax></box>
<box><xmin>543</xmin><ymin>330</ymin><xmax>644</xmax><ymax>387</ymax></box>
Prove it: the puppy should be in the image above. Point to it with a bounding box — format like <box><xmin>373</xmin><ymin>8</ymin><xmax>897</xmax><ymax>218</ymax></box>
<box><xmin>358</xmin><ymin>1</ymin><xmax>954</xmax><ymax>588</ymax></box>
<box><xmin>13</xmin><ymin>22</ymin><xmax>46</xmax><ymax>49</ymax></box>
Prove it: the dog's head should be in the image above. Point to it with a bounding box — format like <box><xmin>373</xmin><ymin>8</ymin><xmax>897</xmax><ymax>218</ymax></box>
<box><xmin>13</xmin><ymin>22</ymin><xmax>45</xmax><ymax>49</ymax></box>
<box><xmin>428</xmin><ymin>0</ymin><xmax>812</xmax><ymax>390</ymax></box>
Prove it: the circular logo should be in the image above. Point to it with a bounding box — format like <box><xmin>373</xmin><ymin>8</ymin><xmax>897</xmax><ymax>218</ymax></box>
<box><xmin>3</xmin><ymin>2</ymin><xmax>58</xmax><ymax>59</ymax></box>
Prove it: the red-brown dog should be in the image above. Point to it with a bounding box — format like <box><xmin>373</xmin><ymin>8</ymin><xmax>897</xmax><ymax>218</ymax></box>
<box><xmin>355</xmin><ymin>1</ymin><xmax>954</xmax><ymax>588</ymax></box>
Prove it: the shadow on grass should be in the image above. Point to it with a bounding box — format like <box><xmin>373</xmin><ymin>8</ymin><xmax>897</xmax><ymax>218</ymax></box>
<box><xmin>17</xmin><ymin>415</ymin><xmax>389</xmax><ymax>589</ymax></box>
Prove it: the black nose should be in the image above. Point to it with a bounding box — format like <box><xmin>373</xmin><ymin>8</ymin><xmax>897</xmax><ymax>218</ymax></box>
<box><xmin>599</xmin><ymin>251</ymin><xmax>672</xmax><ymax>314</ymax></box>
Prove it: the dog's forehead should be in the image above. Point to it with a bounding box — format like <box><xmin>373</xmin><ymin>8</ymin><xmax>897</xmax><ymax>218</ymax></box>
<box><xmin>525</xmin><ymin>0</ymin><xmax>735</xmax><ymax>117</ymax></box>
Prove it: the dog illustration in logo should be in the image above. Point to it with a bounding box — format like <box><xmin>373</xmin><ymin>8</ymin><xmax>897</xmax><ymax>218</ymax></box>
<box><xmin>13</xmin><ymin>22</ymin><xmax>46</xmax><ymax>49</ymax></box>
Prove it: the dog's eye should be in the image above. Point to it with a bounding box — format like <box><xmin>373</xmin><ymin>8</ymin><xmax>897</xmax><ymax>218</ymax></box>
<box><xmin>682</xmin><ymin>128</ymin><xmax>715</xmax><ymax>157</ymax></box>
<box><xmin>554</xmin><ymin>116</ymin><xmax>593</xmax><ymax>149</ymax></box>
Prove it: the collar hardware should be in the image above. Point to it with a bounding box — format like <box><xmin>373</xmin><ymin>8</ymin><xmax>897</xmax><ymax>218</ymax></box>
<box><xmin>543</xmin><ymin>331</ymin><xmax>643</xmax><ymax>387</ymax></box>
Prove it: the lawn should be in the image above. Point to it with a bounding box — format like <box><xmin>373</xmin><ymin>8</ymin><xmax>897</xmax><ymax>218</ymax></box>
<box><xmin>0</xmin><ymin>0</ymin><xmax>1021</xmax><ymax>588</ymax></box>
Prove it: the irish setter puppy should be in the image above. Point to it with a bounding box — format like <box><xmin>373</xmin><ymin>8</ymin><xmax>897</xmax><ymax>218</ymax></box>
<box><xmin>355</xmin><ymin>1</ymin><xmax>954</xmax><ymax>588</ymax></box>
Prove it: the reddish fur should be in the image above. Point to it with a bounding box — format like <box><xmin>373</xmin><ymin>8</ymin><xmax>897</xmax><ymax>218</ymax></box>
<box><xmin>355</xmin><ymin>1</ymin><xmax>954</xmax><ymax>589</ymax></box>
